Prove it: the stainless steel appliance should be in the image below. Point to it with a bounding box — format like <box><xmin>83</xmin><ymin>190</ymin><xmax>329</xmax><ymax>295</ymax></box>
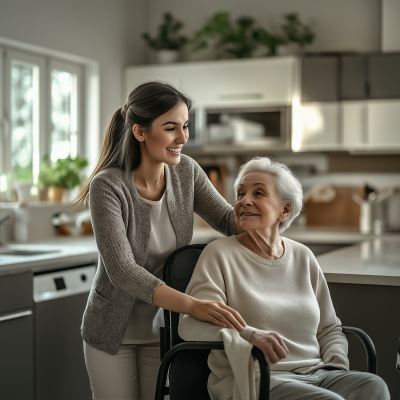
<box><xmin>33</xmin><ymin>263</ymin><xmax>96</xmax><ymax>400</ymax></box>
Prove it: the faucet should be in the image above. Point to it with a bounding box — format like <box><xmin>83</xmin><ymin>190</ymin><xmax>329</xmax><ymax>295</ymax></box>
<box><xmin>0</xmin><ymin>214</ymin><xmax>11</xmax><ymax>246</ymax></box>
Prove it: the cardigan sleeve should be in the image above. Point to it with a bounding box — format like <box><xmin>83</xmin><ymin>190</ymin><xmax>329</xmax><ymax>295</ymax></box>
<box><xmin>311</xmin><ymin>258</ymin><xmax>349</xmax><ymax>370</ymax></box>
<box><xmin>192</xmin><ymin>159</ymin><xmax>236</xmax><ymax>237</ymax></box>
<box><xmin>179</xmin><ymin>245</ymin><xmax>253</xmax><ymax>342</ymax></box>
<box><xmin>89</xmin><ymin>177</ymin><xmax>164</xmax><ymax>304</ymax></box>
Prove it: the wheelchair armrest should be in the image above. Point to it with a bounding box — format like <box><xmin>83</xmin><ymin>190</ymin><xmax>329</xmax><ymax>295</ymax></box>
<box><xmin>154</xmin><ymin>341</ymin><xmax>270</xmax><ymax>400</ymax></box>
<box><xmin>342</xmin><ymin>326</ymin><xmax>377</xmax><ymax>375</ymax></box>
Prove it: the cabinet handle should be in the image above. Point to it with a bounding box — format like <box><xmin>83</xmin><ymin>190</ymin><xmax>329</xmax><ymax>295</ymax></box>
<box><xmin>0</xmin><ymin>310</ymin><xmax>32</xmax><ymax>322</ymax></box>
<box><xmin>218</xmin><ymin>93</ymin><xmax>263</xmax><ymax>101</ymax></box>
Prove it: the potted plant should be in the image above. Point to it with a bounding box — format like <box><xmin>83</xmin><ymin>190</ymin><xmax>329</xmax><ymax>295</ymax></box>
<box><xmin>191</xmin><ymin>13</ymin><xmax>259</xmax><ymax>59</ymax></box>
<box><xmin>277</xmin><ymin>13</ymin><xmax>315</xmax><ymax>56</ymax></box>
<box><xmin>252</xmin><ymin>27</ymin><xmax>285</xmax><ymax>56</ymax></box>
<box><xmin>37</xmin><ymin>156</ymin><xmax>88</xmax><ymax>202</ymax></box>
<box><xmin>142</xmin><ymin>12</ymin><xmax>187</xmax><ymax>64</ymax></box>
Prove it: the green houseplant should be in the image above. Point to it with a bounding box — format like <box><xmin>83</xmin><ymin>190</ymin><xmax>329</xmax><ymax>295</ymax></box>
<box><xmin>191</xmin><ymin>13</ymin><xmax>259</xmax><ymax>59</ymax></box>
<box><xmin>38</xmin><ymin>156</ymin><xmax>88</xmax><ymax>202</ymax></box>
<box><xmin>252</xmin><ymin>27</ymin><xmax>285</xmax><ymax>56</ymax></box>
<box><xmin>277</xmin><ymin>13</ymin><xmax>315</xmax><ymax>55</ymax></box>
<box><xmin>142</xmin><ymin>12</ymin><xmax>187</xmax><ymax>64</ymax></box>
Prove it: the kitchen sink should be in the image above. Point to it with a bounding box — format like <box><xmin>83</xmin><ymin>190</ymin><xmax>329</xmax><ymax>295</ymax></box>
<box><xmin>0</xmin><ymin>249</ymin><xmax>59</xmax><ymax>256</ymax></box>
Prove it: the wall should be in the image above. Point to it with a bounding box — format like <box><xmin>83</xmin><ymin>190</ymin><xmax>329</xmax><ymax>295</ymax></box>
<box><xmin>0</xmin><ymin>0</ymin><xmax>148</xmax><ymax>144</ymax></box>
<box><xmin>382</xmin><ymin>0</ymin><xmax>400</xmax><ymax>52</ymax></box>
<box><xmin>146</xmin><ymin>0</ymin><xmax>381</xmax><ymax>62</ymax></box>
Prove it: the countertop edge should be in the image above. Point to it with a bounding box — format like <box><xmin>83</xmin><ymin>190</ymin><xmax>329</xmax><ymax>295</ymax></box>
<box><xmin>0</xmin><ymin>252</ymin><xmax>98</xmax><ymax>277</ymax></box>
<box><xmin>324</xmin><ymin>272</ymin><xmax>400</xmax><ymax>287</ymax></box>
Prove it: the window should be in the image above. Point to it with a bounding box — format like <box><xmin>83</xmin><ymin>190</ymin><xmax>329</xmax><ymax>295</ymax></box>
<box><xmin>0</xmin><ymin>48</ymin><xmax>83</xmax><ymax>189</ymax></box>
<box><xmin>50</xmin><ymin>62</ymin><xmax>81</xmax><ymax>162</ymax></box>
<box><xmin>9</xmin><ymin>57</ymin><xmax>41</xmax><ymax>182</ymax></box>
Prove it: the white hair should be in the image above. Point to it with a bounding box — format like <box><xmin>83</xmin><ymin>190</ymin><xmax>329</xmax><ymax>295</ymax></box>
<box><xmin>234</xmin><ymin>156</ymin><xmax>303</xmax><ymax>233</ymax></box>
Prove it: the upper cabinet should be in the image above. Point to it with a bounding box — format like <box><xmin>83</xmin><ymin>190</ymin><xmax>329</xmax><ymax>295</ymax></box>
<box><xmin>298</xmin><ymin>54</ymin><xmax>400</xmax><ymax>152</ymax></box>
<box><xmin>340</xmin><ymin>56</ymin><xmax>367</xmax><ymax>100</ymax></box>
<box><xmin>367</xmin><ymin>100</ymin><xmax>400</xmax><ymax>148</ymax></box>
<box><xmin>125</xmin><ymin>58</ymin><xmax>299</xmax><ymax>151</ymax></box>
<box><xmin>301</xmin><ymin>57</ymin><xmax>338</xmax><ymax>102</ymax></box>
<box><xmin>298</xmin><ymin>102</ymin><xmax>340</xmax><ymax>150</ymax></box>
<box><xmin>125</xmin><ymin>57</ymin><xmax>298</xmax><ymax>108</ymax></box>
<box><xmin>368</xmin><ymin>54</ymin><xmax>400</xmax><ymax>99</ymax></box>
<box><xmin>301</xmin><ymin>54</ymin><xmax>400</xmax><ymax>102</ymax></box>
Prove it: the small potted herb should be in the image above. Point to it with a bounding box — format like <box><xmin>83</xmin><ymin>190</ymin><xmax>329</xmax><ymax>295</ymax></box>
<box><xmin>38</xmin><ymin>156</ymin><xmax>88</xmax><ymax>202</ymax></box>
<box><xmin>191</xmin><ymin>13</ymin><xmax>259</xmax><ymax>59</ymax></box>
<box><xmin>142</xmin><ymin>12</ymin><xmax>187</xmax><ymax>64</ymax></box>
<box><xmin>277</xmin><ymin>13</ymin><xmax>315</xmax><ymax>56</ymax></box>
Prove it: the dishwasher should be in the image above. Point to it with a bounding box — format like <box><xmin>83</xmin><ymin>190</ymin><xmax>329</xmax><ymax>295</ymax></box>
<box><xmin>33</xmin><ymin>263</ymin><xmax>96</xmax><ymax>400</ymax></box>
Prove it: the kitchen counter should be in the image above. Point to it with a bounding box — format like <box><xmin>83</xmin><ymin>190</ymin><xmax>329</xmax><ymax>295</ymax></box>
<box><xmin>0</xmin><ymin>236</ymin><xmax>98</xmax><ymax>276</ymax></box>
<box><xmin>191</xmin><ymin>226</ymin><xmax>400</xmax><ymax>244</ymax></box>
<box><xmin>317</xmin><ymin>236</ymin><xmax>400</xmax><ymax>286</ymax></box>
<box><xmin>1</xmin><ymin>230</ymin><xmax>400</xmax><ymax>286</ymax></box>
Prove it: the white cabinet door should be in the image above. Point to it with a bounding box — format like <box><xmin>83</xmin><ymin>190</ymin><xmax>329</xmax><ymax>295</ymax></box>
<box><xmin>367</xmin><ymin>100</ymin><xmax>400</xmax><ymax>148</ymax></box>
<box><xmin>124</xmin><ymin>57</ymin><xmax>298</xmax><ymax>107</ymax></box>
<box><xmin>341</xmin><ymin>101</ymin><xmax>367</xmax><ymax>149</ymax></box>
<box><xmin>295</xmin><ymin>102</ymin><xmax>340</xmax><ymax>151</ymax></box>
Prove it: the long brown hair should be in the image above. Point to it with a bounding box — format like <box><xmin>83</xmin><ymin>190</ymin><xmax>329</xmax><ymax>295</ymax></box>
<box><xmin>75</xmin><ymin>81</ymin><xmax>193</xmax><ymax>206</ymax></box>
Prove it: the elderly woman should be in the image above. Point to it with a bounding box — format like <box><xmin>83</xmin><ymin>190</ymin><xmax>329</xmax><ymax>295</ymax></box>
<box><xmin>179</xmin><ymin>157</ymin><xmax>389</xmax><ymax>400</ymax></box>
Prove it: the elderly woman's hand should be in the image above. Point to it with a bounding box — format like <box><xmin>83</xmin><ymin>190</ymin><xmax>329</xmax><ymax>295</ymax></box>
<box><xmin>249</xmin><ymin>329</ymin><xmax>289</xmax><ymax>364</ymax></box>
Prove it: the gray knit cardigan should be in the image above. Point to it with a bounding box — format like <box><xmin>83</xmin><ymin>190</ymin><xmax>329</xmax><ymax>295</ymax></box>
<box><xmin>81</xmin><ymin>155</ymin><xmax>236</xmax><ymax>354</ymax></box>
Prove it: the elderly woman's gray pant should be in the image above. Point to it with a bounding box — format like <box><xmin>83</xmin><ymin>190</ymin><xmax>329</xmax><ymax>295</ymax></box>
<box><xmin>270</xmin><ymin>368</ymin><xmax>390</xmax><ymax>400</ymax></box>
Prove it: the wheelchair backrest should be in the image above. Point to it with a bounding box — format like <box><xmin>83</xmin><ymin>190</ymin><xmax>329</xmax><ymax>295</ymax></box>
<box><xmin>163</xmin><ymin>244</ymin><xmax>207</xmax><ymax>346</ymax></box>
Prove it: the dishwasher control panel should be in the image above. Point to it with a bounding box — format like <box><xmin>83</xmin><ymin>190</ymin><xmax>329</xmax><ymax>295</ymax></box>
<box><xmin>34</xmin><ymin>265</ymin><xmax>96</xmax><ymax>302</ymax></box>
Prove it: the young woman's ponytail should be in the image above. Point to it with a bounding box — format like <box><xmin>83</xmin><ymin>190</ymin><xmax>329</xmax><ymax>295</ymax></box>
<box><xmin>75</xmin><ymin>81</ymin><xmax>192</xmax><ymax>206</ymax></box>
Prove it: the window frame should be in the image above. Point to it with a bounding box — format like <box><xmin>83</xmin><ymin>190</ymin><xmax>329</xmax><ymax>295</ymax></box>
<box><xmin>0</xmin><ymin>46</ymin><xmax>5</xmax><ymax>177</ymax></box>
<box><xmin>4</xmin><ymin>50</ymin><xmax>46</xmax><ymax>184</ymax></box>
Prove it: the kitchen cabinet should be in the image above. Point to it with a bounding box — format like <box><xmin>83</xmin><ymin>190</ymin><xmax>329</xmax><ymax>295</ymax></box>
<box><xmin>341</xmin><ymin>100</ymin><xmax>400</xmax><ymax>150</ymax></box>
<box><xmin>301</xmin><ymin>57</ymin><xmax>339</xmax><ymax>102</ymax></box>
<box><xmin>297</xmin><ymin>102</ymin><xmax>340</xmax><ymax>150</ymax></box>
<box><xmin>367</xmin><ymin>100</ymin><xmax>400</xmax><ymax>148</ymax></box>
<box><xmin>341</xmin><ymin>101</ymin><xmax>367</xmax><ymax>149</ymax></box>
<box><xmin>0</xmin><ymin>272</ymin><xmax>34</xmax><ymax>400</ymax></box>
<box><xmin>125</xmin><ymin>57</ymin><xmax>298</xmax><ymax>108</ymax></box>
<box><xmin>329</xmin><ymin>283</ymin><xmax>400</xmax><ymax>399</ymax></box>
<box><xmin>340</xmin><ymin>56</ymin><xmax>367</xmax><ymax>100</ymax></box>
<box><xmin>368</xmin><ymin>54</ymin><xmax>400</xmax><ymax>99</ymax></box>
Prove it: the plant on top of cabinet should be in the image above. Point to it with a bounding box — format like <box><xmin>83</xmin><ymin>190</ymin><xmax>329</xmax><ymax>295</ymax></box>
<box><xmin>37</xmin><ymin>156</ymin><xmax>88</xmax><ymax>202</ymax></box>
<box><xmin>142</xmin><ymin>12</ymin><xmax>187</xmax><ymax>64</ymax></box>
<box><xmin>252</xmin><ymin>27</ymin><xmax>285</xmax><ymax>56</ymax></box>
<box><xmin>190</xmin><ymin>13</ymin><xmax>259</xmax><ymax>59</ymax></box>
<box><xmin>277</xmin><ymin>13</ymin><xmax>315</xmax><ymax>56</ymax></box>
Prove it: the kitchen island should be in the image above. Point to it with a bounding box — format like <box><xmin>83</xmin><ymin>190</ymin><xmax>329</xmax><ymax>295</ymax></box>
<box><xmin>316</xmin><ymin>237</ymin><xmax>400</xmax><ymax>400</ymax></box>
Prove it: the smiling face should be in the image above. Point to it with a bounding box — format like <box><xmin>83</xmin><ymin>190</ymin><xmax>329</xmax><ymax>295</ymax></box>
<box><xmin>234</xmin><ymin>171</ymin><xmax>291</xmax><ymax>234</ymax></box>
<box><xmin>133</xmin><ymin>101</ymin><xmax>189</xmax><ymax>165</ymax></box>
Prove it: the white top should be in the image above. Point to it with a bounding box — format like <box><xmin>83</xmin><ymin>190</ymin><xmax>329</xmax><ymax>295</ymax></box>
<box><xmin>179</xmin><ymin>236</ymin><xmax>349</xmax><ymax>396</ymax></box>
<box><xmin>122</xmin><ymin>192</ymin><xmax>177</xmax><ymax>344</ymax></box>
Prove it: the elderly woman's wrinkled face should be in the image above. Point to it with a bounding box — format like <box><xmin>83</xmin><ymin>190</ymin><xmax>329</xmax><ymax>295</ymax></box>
<box><xmin>234</xmin><ymin>171</ymin><xmax>289</xmax><ymax>233</ymax></box>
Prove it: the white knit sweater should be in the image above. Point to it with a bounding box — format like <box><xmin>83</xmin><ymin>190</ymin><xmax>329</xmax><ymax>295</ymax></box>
<box><xmin>179</xmin><ymin>236</ymin><xmax>349</xmax><ymax>398</ymax></box>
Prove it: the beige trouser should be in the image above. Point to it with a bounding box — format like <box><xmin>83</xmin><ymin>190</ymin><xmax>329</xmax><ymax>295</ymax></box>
<box><xmin>83</xmin><ymin>341</ymin><xmax>167</xmax><ymax>400</ymax></box>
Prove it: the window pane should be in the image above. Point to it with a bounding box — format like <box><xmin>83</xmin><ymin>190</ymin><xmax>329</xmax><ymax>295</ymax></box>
<box><xmin>11</xmin><ymin>62</ymin><xmax>40</xmax><ymax>182</ymax></box>
<box><xmin>51</xmin><ymin>69</ymin><xmax>77</xmax><ymax>162</ymax></box>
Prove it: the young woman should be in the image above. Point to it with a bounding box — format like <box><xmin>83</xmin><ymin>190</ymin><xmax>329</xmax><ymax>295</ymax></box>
<box><xmin>77</xmin><ymin>82</ymin><xmax>246</xmax><ymax>400</ymax></box>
